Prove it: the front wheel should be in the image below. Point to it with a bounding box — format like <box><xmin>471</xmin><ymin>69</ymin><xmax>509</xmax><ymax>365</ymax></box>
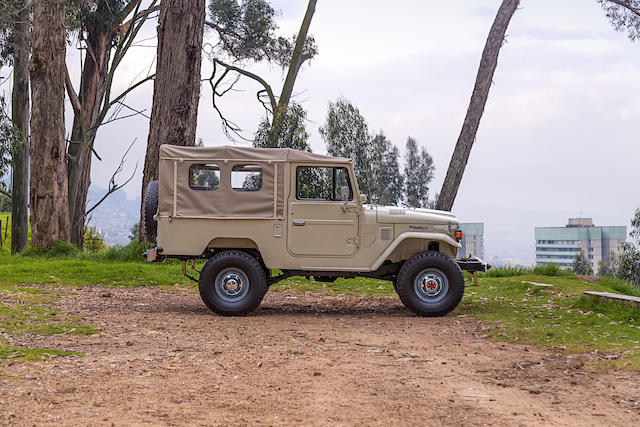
<box><xmin>395</xmin><ymin>251</ymin><xmax>465</xmax><ymax>317</ymax></box>
<box><xmin>198</xmin><ymin>250</ymin><xmax>268</xmax><ymax>316</ymax></box>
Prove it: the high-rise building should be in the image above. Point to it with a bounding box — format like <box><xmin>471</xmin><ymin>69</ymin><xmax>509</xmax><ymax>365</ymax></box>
<box><xmin>458</xmin><ymin>223</ymin><xmax>484</xmax><ymax>260</ymax></box>
<box><xmin>535</xmin><ymin>218</ymin><xmax>626</xmax><ymax>273</ymax></box>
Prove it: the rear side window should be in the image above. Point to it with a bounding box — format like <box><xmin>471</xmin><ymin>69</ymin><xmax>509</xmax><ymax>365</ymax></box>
<box><xmin>189</xmin><ymin>164</ymin><xmax>220</xmax><ymax>190</ymax></box>
<box><xmin>232</xmin><ymin>164</ymin><xmax>262</xmax><ymax>192</ymax></box>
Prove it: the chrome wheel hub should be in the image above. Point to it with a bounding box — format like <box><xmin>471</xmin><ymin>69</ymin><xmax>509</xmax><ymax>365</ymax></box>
<box><xmin>215</xmin><ymin>268</ymin><xmax>250</xmax><ymax>302</ymax></box>
<box><xmin>414</xmin><ymin>269</ymin><xmax>449</xmax><ymax>303</ymax></box>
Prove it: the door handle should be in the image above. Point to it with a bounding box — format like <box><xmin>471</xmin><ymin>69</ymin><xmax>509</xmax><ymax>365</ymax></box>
<box><xmin>293</xmin><ymin>220</ymin><xmax>306</xmax><ymax>226</ymax></box>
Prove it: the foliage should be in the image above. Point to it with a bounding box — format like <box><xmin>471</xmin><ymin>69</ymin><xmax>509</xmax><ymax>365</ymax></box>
<box><xmin>208</xmin><ymin>0</ymin><xmax>317</xmax><ymax>67</ymax></box>
<box><xmin>403</xmin><ymin>137</ymin><xmax>435</xmax><ymax>208</ymax></box>
<box><xmin>598</xmin><ymin>0</ymin><xmax>640</xmax><ymax>41</ymax></box>
<box><xmin>370</xmin><ymin>132</ymin><xmax>404</xmax><ymax>206</ymax></box>
<box><xmin>573</xmin><ymin>249</ymin><xmax>594</xmax><ymax>275</ymax></box>
<box><xmin>83</xmin><ymin>225</ymin><xmax>106</xmax><ymax>251</ymax></box>
<box><xmin>254</xmin><ymin>102</ymin><xmax>311</xmax><ymax>151</ymax></box>
<box><xmin>0</xmin><ymin>94</ymin><xmax>22</xmax><ymax>179</ymax></box>
<box><xmin>484</xmin><ymin>264</ymin><xmax>574</xmax><ymax>278</ymax></box>
<box><xmin>0</xmin><ymin>193</ymin><xmax>10</xmax><ymax>212</ymax></box>
<box><xmin>128</xmin><ymin>221</ymin><xmax>140</xmax><ymax>241</ymax></box>
<box><xmin>598</xmin><ymin>250</ymin><xmax>619</xmax><ymax>277</ymax></box>
<box><xmin>319</xmin><ymin>98</ymin><xmax>375</xmax><ymax>198</ymax></box>
<box><xmin>616</xmin><ymin>208</ymin><xmax>640</xmax><ymax>286</ymax></box>
<box><xmin>0</xmin><ymin>0</ymin><xmax>29</xmax><ymax>65</ymax></box>
<box><xmin>67</xmin><ymin>0</ymin><xmax>133</xmax><ymax>35</ymax></box>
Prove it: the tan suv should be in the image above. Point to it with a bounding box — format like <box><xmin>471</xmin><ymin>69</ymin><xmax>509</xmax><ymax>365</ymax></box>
<box><xmin>144</xmin><ymin>145</ymin><xmax>488</xmax><ymax>316</ymax></box>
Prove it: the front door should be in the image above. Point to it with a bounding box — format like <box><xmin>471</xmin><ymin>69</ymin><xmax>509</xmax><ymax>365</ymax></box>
<box><xmin>287</xmin><ymin>165</ymin><xmax>359</xmax><ymax>257</ymax></box>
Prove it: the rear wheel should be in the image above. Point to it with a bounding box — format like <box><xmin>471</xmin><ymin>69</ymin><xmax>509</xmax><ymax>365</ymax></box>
<box><xmin>395</xmin><ymin>251</ymin><xmax>464</xmax><ymax>317</ymax></box>
<box><xmin>198</xmin><ymin>250</ymin><xmax>268</xmax><ymax>316</ymax></box>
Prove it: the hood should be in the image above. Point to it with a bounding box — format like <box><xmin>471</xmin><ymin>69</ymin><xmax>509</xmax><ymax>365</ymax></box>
<box><xmin>370</xmin><ymin>205</ymin><xmax>459</xmax><ymax>226</ymax></box>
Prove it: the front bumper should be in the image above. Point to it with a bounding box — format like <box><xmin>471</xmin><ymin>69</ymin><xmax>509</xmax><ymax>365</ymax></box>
<box><xmin>456</xmin><ymin>256</ymin><xmax>491</xmax><ymax>273</ymax></box>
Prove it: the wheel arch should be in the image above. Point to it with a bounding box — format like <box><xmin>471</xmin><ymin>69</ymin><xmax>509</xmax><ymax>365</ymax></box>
<box><xmin>371</xmin><ymin>232</ymin><xmax>460</xmax><ymax>271</ymax></box>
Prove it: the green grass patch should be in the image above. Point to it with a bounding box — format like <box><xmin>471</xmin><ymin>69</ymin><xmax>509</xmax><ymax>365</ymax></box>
<box><xmin>0</xmin><ymin>255</ymin><xmax>195</xmax><ymax>288</ymax></box>
<box><xmin>460</xmin><ymin>275</ymin><xmax>640</xmax><ymax>369</ymax></box>
<box><xmin>272</xmin><ymin>275</ymin><xmax>397</xmax><ymax>298</ymax></box>
<box><xmin>0</xmin><ymin>276</ymin><xmax>96</xmax><ymax>369</ymax></box>
<box><xmin>0</xmin><ymin>339</ymin><xmax>81</xmax><ymax>364</ymax></box>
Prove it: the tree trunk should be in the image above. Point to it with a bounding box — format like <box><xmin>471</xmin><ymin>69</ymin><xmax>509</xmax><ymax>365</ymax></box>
<box><xmin>140</xmin><ymin>0</ymin><xmax>206</xmax><ymax>241</ymax></box>
<box><xmin>67</xmin><ymin>27</ymin><xmax>114</xmax><ymax>248</ymax></box>
<box><xmin>10</xmin><ymin>0</ymin><xmax>30</xmax><ymax>254</ymax></box>
<box><xmin>29</xmin><ymin>0</ymin><xmax>70</xmax><ymax>248</ymax></box>
<box><xmin>435</xmin><ymin>0</ymin><xmax>519</xmax><ymax>211</ymax></box>
<box><xmin>268</xmin><ymin>0</ymin><xmax>317</xmax><ymax>145</ymax></box>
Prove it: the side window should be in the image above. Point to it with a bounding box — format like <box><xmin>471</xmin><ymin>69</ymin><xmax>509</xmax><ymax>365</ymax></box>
<box><xmin>232</xmin><ymin>164</ymin><xmax>262</xmax><ymax>192</ymax></box>
<box><xmin>296</xmin><ymin>166</ymin><xmax>352</xmax><ymax>201</ymax></box>
<box><xmin>189</xmin><ymin>164</ymin><xmax>220</xmax><ymax>190</ymax></box>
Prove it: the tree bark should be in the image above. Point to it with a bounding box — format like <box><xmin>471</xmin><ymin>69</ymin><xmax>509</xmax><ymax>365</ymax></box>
<box><xmin>140</xmin><ymin>0</ymin><xmax>206</xmax><ymax>241</ymax></box>
<box><xmin>268</xmin><ymin>0</ymin><xmax>317</xmax><ymax>145</ymax></box>
<box><xmin>10</xmin><ymin>0</ymin><xmax>30</xmax><ymax>254</ymax></box>
<box><xmin>67</xmin><ymin>26</ymin><xmax>114</xmax><ymax>248</ymax></box>
<box><xmin>435</xmin><ymin>0</ymin><xmax>519</xmax><ymax>211</ymax></box>
<box><xmin>29</xmin><ymin>0</ymin><xmax>70</xmax><ymax>248</ymax></box>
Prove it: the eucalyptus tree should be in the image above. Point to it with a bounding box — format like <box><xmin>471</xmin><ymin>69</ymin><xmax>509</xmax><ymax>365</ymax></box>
<box><xmin>253</xmin><ymin>102</ymin><xmax>311</xmax><ymax>151</ymax></box>
<box><xmin>65</xmin><ymin>0</ymin><xmax>159</xmax><ymax>247</ymax></box>
<box><xmin>404</xmin><ymin>137</ymin><xmax>435</xmax><ymax>209</ymax></box>
<box><xmin>436</xmin><ymin>0</ymin><xmax>520</xmax><ymax>211</ymax></box>
<box><xmin>140</xmin><ymin>0</ymin><xmax>206</xmax><ymax>241</ymax></box>
<box><xmin>30</xmin><ymin>0</ymin><xmax>70</xmax><ymax>248</ymax></box>
<box><xmin>573</xmin><ymin>249</ymin><xmax>594</xmax><ymax>275</ymax></box>
<box><xmin>0</xmin><ymin>0</ymin><xmax>31</xmax><ymax>253</ymax></box>
<box><xmin>371</xmin><ymin>132</ymin><xmax>404</xmax><ymax>206</ymax></box>
<box><xmin>598</xmin><ymin>0</ymin><xmax>640</xmax><ymax>39</ymax></box>
<box><xmin>319</xmin><ymin>98</ymin><xmax>375</xmax><ymax>200</ymax></box>
<box><xmin>205</xmin><ymin>0</ymin><xmax>318</xmax><ymax>141</ymax></box>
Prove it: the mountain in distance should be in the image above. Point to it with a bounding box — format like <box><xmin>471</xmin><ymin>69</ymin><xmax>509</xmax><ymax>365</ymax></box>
<box><xmin>86</xmin><ymin>186</ymin><xmax>140</xmax><ymax>245</ymax></box>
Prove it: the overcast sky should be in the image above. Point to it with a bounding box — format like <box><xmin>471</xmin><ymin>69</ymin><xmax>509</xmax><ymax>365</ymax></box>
<box><xmin>13</xmin><ymin>0</ymin><xmax>640</xmax><ymax>264</ymax></box>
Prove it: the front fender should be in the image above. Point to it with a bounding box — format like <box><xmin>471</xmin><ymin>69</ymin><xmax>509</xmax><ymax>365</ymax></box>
<box><xmin>370</xmin><ymin>232</ymin><xmax>461</xmax><ymax>271</ymax></box>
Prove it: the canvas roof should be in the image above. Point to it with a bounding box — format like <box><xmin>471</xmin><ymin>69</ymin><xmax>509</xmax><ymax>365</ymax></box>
<box><xmin>159</xmin><ymin>145</ymin><xmax>352</xmax><ymax>163</ymax></box>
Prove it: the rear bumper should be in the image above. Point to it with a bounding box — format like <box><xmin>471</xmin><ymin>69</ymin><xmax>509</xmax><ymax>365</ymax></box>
<box><xmin>143</xmin><ymin>247</ymin><xmax>164</xmax><ymax>262</ymax></box>
<box><xmin>456</xmin><ymin>256</ymin><xmax>491</xmax><ymax>273</ymax></box>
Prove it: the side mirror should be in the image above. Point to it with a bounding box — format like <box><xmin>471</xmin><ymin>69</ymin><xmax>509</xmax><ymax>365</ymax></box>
<box><xmin>359</xmin><ymin>194</ymin><xmax>367</xmax><ymax>204</ymax></box>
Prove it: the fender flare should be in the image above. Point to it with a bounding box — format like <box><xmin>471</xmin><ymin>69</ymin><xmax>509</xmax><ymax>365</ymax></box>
<box><xmin>370</xmin><ymin>232</ymin><xmax>461</xmax><ymax>271</ymax></box>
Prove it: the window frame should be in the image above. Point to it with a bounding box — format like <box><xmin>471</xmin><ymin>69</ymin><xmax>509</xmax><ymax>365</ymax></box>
<box><xmin>188</xmin><ymin>163</ymin><xmax>221</xmax><ymax>191</ymax></box>
<box><xmin>295</xmin><ymin>165</ymin><xmax>353</xmax><ymax>202</ymax></box>
<box><xmin>231</xmin><ymin>163</ymin><xmax>263</xmax><ymax>192</ymax></box>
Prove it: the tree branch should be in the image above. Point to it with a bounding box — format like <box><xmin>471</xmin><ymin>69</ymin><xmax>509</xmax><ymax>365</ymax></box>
<box><xmin>77</xmin><ymin>140</ymin><xmax>138</xmax><ymax>229</ymax></box>
<box><xmin>64</xmin><ymin>64</ymin><xmax>81</xmax><ymax>115</ymax></box>
<box><xmin>211</xmin><ymin>58</ymin><xmax>276</xmax><ymax>113</ymax></box>
<box><xmin>605</xmin><ymin>0</ymin><xmax>640</xmax><ymax>16</ymax></box>
<box><xmin>0</xmin><ymin>189</ymin><xmax>11</xmax><ymax>199</ymax></box>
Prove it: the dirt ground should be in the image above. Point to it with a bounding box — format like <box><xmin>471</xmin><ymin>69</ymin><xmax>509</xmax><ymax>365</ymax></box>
<box><xmin>0</xmin><ymin>286</ymin><xmax>638</xmax><ymax>426</ymax></box>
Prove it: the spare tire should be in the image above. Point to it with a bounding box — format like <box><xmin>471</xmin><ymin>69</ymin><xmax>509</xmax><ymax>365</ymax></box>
<box><xmin>144</xmin><ymin>180</ymin><xmax>159</xmax><ymax>241</ymax></box>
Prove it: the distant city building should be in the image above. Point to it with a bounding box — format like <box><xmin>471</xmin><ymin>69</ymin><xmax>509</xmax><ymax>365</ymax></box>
<box><xmin>535</xmin><ymin>218</ymin><xmax>626</xmax><ymax>274</ymax></box>
<box><xmin>458</xmin><ymin>223</ymin><xmax>484</xmax><ymax>260</ymax></box>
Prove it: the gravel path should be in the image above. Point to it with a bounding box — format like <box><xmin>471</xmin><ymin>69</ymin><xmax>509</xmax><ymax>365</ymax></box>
<box><xmin>0</xmin><ymin>286</ymin><xmax>638</xmax><ymax>426</ymax></box>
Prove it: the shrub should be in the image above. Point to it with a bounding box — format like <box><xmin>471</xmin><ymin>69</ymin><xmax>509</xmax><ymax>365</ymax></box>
<box><xmin>484</xmin><ymin>265</ymin><xmax>533</xmax><ymax>277</ymax></box>
<box><xmin>83</xmin><ymin>226</ymin><xmax>106</xmax><ymax>251</ymax></box>
<box><xmin>533</xmin><ymin>263</ymin><xmax>573</xmax><ymax>277</ymax></box>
